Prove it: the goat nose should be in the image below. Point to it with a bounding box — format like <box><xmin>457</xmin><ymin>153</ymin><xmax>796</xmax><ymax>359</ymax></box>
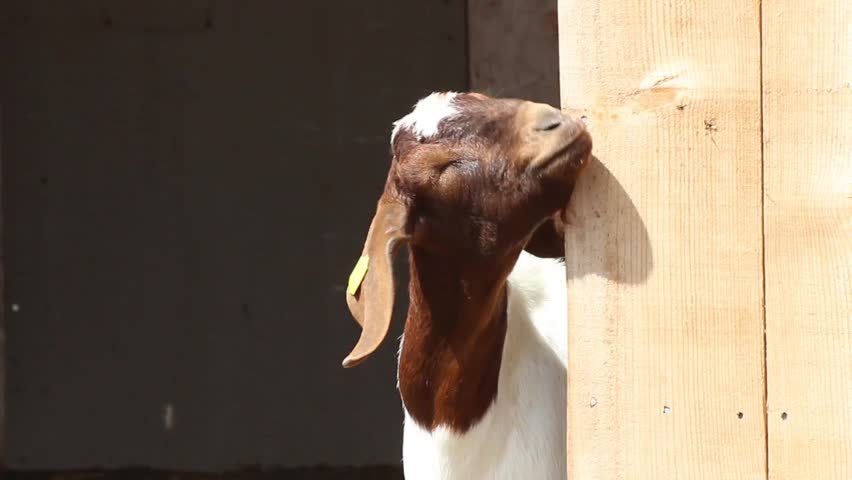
<box><xmin>560</xmin><ymin>115</ymin><xmax>587</xmax><ymax>142</ymax></box>
<box><xmin>564</xmin><ymin>114</ymin><xmax>586</xmax><ymax>131</ymax></box>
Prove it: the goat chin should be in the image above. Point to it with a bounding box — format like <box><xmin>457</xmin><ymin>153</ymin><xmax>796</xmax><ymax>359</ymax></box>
<box><xmin>398</xmin><ymin>251</ymin><xmax>568</xmax><ymax>480</ymax></box>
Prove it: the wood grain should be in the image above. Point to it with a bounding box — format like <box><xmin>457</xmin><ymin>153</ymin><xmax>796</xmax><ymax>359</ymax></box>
<box><xmin>762</xmin><ymin>1</ymin><xmax>852</xmax><ymax>478</ymax></box>
<box><xmin>559</xmin><ymin>1</ymin><xmax>767</xmax><ymax>478</ymax></box>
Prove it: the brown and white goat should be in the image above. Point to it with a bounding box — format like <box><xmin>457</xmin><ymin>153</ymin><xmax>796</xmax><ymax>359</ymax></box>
<box><xmin>343</xmin><ymin>92</ymin><xmax>591</xmax><ymax>479</ymax></box>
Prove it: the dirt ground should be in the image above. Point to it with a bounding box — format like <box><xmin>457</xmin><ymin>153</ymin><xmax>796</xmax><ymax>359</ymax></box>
<box><xmin>4</xmin><ymin>467</ymin><xmax>405</xmax><ymax>480</ymax></box>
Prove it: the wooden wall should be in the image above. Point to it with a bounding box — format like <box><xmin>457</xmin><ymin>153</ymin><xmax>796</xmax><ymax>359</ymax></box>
<box><xmin>763</xmin><ymin>1</ymin><xmax>851</xmax><ymax>478</ymax></box>
<box><xmin>559</xmin><ymin>0</ymin><xmax>850</xmax><ymax>478</ymax></box>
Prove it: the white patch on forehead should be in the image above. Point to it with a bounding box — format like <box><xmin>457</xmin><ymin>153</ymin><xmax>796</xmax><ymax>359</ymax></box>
<box><xmin>391</xmin><ymin>91</ymin><xmax>459</xmax><ymax>144</ymax></box>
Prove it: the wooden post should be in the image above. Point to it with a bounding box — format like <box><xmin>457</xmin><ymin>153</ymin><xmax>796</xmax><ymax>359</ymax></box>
<box><xmin>559</xmin><ymin>1</ymin><xmax>767</xmax><ymax>478</ymax></box>
<box><xmin>763</xmin><ymin>0</ymin><xmax>852</xmax><ymax>478</ymax></box>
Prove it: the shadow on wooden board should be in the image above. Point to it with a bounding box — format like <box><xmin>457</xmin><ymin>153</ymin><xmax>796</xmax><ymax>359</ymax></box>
<box><xmin>565</xmin><ymin>156</ymin><xmax>653</xmax><ymax>284</ymax></box>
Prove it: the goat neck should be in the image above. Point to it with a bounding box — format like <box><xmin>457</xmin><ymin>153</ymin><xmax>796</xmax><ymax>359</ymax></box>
<box><xmin>397</xmin><ymin>244</ymin><xmax>521</xmax><ymax>433</ymax></box>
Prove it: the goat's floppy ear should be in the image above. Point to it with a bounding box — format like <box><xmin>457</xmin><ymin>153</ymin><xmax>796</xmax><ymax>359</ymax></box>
<box><xmin>343</xmin><ymin>199</ymin><xmax>408</xmax><ymax>368</ymax></box>
<box><xmin>524</xmin><ymin>213</ymin><xmax>566</xmax><ymax>259</ymax></box>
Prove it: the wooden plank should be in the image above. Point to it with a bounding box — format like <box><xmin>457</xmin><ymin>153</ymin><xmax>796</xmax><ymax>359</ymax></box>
<box><xmin>762</xmin><ymin>1</ymin><xmax>852</xmax><ymax>478</ymax></box>
<box><xmin>558</xmin><ymin>1</ymin><xmax>767</xmax><ymax>478</ymax></box>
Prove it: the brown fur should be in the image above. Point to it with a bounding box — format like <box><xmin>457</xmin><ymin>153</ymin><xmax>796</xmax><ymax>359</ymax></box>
<box><xmin>344</xmin><ymin>93</ymin><xmax>591</xmax><ymax>432</ymax></box>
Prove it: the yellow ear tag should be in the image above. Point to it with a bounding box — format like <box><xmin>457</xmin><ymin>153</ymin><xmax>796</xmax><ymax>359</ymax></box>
<box><xmin>347</xmin><ymin>255</ymin><xmax>370</xmax><ymax>296</ymax></box>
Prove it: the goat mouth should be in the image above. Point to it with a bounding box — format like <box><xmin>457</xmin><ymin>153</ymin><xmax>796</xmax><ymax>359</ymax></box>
<box><xmin>534</xmin><ymin>130</ymin><xmax>593</xmax><ymax>173</ymax></box>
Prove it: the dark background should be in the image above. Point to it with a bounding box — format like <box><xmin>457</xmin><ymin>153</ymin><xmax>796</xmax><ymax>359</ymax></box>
<box><xmin>1</xmin><ymin>0</ymin><xmax>466</xmax><ymax>472</ymax></box>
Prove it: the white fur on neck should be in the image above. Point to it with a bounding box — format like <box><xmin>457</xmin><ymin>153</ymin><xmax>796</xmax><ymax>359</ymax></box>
<box><xmin>391</xmin><ymin>92</ymin><xmax>459</xmax><ymax>144</ymax></box>
<box><xmin>399</xmin><ymin>251</ymin><xmax>568</xmax><ymax>480</ymax></box>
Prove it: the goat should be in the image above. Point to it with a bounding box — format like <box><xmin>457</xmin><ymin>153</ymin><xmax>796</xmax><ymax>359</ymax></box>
<box><xmin>342</xmin><ymin>92</ymin><xmax>591</xmax><ymax>479</ymax></box>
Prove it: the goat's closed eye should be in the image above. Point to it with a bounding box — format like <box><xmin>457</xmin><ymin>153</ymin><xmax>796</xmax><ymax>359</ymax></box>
<box><xmin>439</xmin><ymin>158</ymin><xmax>473</xmax><ymax>174</ymax></box>
<box><xmin>438</xmin><ymin>159</ymin><xmax>461</xmax><ymax>173</ymax></box>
